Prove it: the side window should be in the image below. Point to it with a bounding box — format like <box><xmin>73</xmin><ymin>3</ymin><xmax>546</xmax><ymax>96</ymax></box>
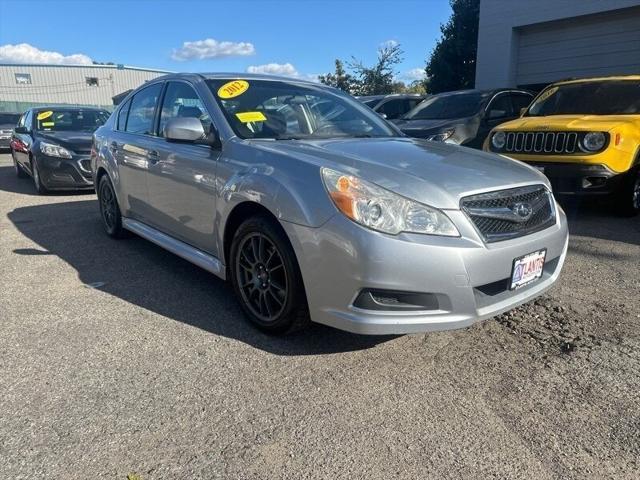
<box><xmin>117</xmin><ymin>99</ymin><xmax>131</xmax><ymax>131</ymax></box>
<box><xmin>125</xmin><ymin>83</ymin><xmax>162</xmax><ymax>135</ymax></box>
<box><xmin>487</xmin><ymin>94</ymin><xmax>513</xmax><ymax>119</ymax></box>
<box><xmin>511</xmin><ymin>94</ymin><xmax>533</xmax><ymax>116</ymax></box>
<box><xmin>378</xmin><ymin>99</ymin><xmax>404</xmax><ymax>119</ymax></box>
<box><xmin>158</xmin><ymin>82</ymin><xmax>213</xmax><ymax>137</ymax></box>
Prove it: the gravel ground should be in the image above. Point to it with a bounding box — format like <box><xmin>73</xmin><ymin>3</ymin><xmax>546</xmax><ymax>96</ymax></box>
<box><xmin>0</xmin><ymin>152</ymin><xmax>638</xmax><ymax>479</ymax></box>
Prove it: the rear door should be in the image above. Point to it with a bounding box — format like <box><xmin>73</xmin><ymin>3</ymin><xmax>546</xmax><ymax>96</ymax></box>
<box><xmin>145</xmin><ymin>80</ymin><xmax>220</xmax><ymax>255</ymax></box>
<box><xmin>110</xmin><ymin>83</ymin><xmax>163</xmax><ymax>221</ymax></box>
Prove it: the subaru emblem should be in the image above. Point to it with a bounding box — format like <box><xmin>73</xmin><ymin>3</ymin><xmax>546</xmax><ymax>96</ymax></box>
<box><xmin>513</xmin><ymin>202</ymin><xmax>533</xmax><ymax>220</ymax></box>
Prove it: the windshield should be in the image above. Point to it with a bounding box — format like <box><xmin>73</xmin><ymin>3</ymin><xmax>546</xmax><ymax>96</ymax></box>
<box><xmin>206</xmin><ymin>79</ymin><xmax>396</xmax><ymax>140</ymax></box>
<box><xmin>35</xmin><ymin>109</ymin><xmax>110</xmax><ymax>132</ymax></box>
<box><xmin>402</xmin><ymin>92</ymin><xmax>489</xmax><ymax>120</ymax></box>
<box><xmin>0</xmin><ymin>113</ymin><xmax>20</xmax><ymax>125</ymax></box>
<box><xmin>527</xmin><ymin>80</ymin><xmax>640</xmax><ymax>116</ymax></box>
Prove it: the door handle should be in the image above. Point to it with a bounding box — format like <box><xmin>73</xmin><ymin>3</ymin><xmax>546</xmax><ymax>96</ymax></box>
<box><xmin>147</xmin><ymin>150</ymin><xmax>159</xmax><ymax>164</ymax></box>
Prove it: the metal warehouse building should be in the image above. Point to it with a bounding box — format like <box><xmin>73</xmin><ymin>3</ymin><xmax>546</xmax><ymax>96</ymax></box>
<box><xmin>475</xmin><ymin>0</ymin><xmax>640</xmax><ymax>90</ymax></box>
<box><xmin>0</xmin><ymin>63</ymin><xmax>171</xmax><ymax>113</ymax></box>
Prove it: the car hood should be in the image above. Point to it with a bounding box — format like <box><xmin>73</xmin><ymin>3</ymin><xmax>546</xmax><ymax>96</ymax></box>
<box><xmin>249</xmin><ymin>137</ymin><xmax>548</xmax><ymax>209</ymax></box>
<box><xmin>494</xmin><ymin>114</ymin><xmax>640</xmax><ymax>132</ymax></box>
<box><xmin>36</xmin><ymin>131</ymin><xmax>93</xmax><ymax>153</ymax></box>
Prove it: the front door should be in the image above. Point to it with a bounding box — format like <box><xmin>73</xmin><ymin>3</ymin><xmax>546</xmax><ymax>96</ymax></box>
<box><xmin>112</xmin><ymin>82</ymin><xmax>163</xmax><ymax>221</ymax></box>
<box><xmin>145</xmin><ymin>81</ymin><xmax>220</xmax><ymax>256</ymax></box>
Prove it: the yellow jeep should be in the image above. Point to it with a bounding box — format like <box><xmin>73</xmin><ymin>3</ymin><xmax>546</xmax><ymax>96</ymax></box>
<box><xmin>484</xmin><ymin>75</ymin><xmax>640</xmax><ymax>215</ymax></box>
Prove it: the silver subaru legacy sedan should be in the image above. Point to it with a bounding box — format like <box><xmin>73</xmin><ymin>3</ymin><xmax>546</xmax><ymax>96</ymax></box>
<box><xmin>91</xmin><ymin>73</ymin><xmax>568</xmax><ymax>335</ymax></box>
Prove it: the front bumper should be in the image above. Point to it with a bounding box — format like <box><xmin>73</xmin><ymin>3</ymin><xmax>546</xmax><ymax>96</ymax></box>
<box><xmin>283</xmin><ymin>207</ymin><xmax>568</xmax><ymax>335</ymax></box>
<box><xmin>522</xmin><ymin>162</ymin><xmax>625</xmax><ymax>195</ymax></box>
<box><xmin>35</xmin><ymin>153</ymin><xmax>94</xmax><ymax>190</ymax></box>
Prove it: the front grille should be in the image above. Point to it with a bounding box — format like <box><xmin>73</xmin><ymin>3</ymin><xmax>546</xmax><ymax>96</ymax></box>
<box><xmin>461</xmin><ymin>185</ymin><xmax>556</xmax><ymax>242</ymax></box>
<box><xmin>503</xmin><ymin>131</ymin><xmax>581</xmax><ymax>154</ymax></box>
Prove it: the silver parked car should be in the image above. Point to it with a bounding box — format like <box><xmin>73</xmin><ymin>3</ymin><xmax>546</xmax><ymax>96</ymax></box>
<box><xmin>92</xmin><ymin>73</ymin><xmax>568</xmax><ymax>335</ymax></box>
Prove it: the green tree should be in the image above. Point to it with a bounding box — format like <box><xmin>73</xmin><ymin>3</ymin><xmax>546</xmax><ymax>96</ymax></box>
<box><xmin>426</xmin><ymin>0</ymin><xmax>480</xmax><ymax>93</ymax></box>
<box><xmin>349</xmin><ymin>43</ymin><xmax>403</xmax><ymax>95</ymax></box>
<box><xmin>318</xmin><ymin>59</ymin><xmax>357</xmax><ymax>93</ymax></box>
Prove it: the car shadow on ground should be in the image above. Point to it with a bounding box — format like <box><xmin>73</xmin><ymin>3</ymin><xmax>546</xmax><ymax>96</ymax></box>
<box><xmin>559</xmin><ymin>197</ymin><xmax>640</xmax><ymax>246</ymax></box>
<box><xmin>7</xmin><ymin>194</ymin><xmax>396</xmax><ymax>356</ymax></box>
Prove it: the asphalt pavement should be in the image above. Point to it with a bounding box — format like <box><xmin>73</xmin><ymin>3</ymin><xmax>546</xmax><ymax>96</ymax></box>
<box><xmin>1</xmin><ymin>153</ymin><xmax>638</xmax><ymax>479</ymax></box>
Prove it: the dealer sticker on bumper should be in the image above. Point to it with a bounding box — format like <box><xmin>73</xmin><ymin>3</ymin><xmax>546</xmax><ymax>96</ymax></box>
<box><xmin>510</xmin><ymin>249</ymin><xmax>547</xmax><ymax>290</ymax></box>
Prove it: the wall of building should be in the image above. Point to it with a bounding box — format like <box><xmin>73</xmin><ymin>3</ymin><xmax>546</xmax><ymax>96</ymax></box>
<box><xmin>475</xmin><ymin>0</ymin><xmax>640</xmax><ymax>89</ymax></box>
<box><xmin>0</xmin><ymin>64</ymin><xmax>170</xmax><ymax>112</ymax></box>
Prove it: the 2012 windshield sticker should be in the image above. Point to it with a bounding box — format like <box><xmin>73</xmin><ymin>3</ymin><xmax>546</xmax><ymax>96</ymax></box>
<box><xmin>218</xmin><ymin>80</ymin><xmax>249</xmax><ymax>99</ymax></box>
<box><xmin>37</xmin><ymin>111</ymin><xmax>53</xmax><ymax>120</ymax></box>
<box><xmin>236</xmin><ymin>111</ymin><xmax>266</xmax><ymax>123</ymax></box>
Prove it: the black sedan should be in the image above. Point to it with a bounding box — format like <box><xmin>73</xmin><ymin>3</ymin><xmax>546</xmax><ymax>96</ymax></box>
<box><xmin>0</xmin><ymin>112</ymin><xmax>21</xmax><ymax>150</ymax></box>
<box><xmin>393</xmin><ymin>88</ymin><xmax>534</xmax><ymax>149</ymax></box>
<box><xmin>11</xmin><ymin>107</ymin><xmax>110</xmax><ymax>193</ymax></box>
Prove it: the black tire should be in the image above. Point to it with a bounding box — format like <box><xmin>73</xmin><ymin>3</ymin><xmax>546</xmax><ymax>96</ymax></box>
<box><xmin>229</xmin><ymin>215</ymin><xmax>310</xmax><ymax>334</ymax></box>
<box><xmin>97</xmin><ymin>175</ymin><xmax>129</xmax><ymax>238</ymax></box>
<box><xmin>12</xmin><ymin>150</ymin><xmax>28</xmax><ymax>178</ymax></box>
<box><xmin>615</xmin><ymin>167</ymin><xmax>640</xmax><ymax>217</ymax></box>
<box><xmin>31</xmin><ymin>157</ymin><xmax>48</xmax><ymax>194</ymax></box>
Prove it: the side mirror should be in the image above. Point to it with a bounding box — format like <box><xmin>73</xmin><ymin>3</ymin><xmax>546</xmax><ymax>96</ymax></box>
<box><xmin>164</xmin><ymin>117</ymin><xmax>205</xmax><ymax>142</ymax></box>
<box><xmin>14</xmin><ymin>126</ymin><xmax>28</xmax><ymax>134</ymax></box>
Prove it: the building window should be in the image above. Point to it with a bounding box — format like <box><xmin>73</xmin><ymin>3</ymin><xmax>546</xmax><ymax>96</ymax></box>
<box><xmin>15</xmin><ymin>73</ymin><xmax>32</xmax><ymax>85</ymax></box>
<box><xmin>85</xmin><ymin>77</ymin><xmax>99</xmax><ymax>87</ymax></box>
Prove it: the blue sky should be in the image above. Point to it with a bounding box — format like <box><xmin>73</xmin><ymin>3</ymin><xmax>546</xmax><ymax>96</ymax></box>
<box><xmin>0</xmin><ymin>0</ymin><xmax>451</xmax><ymax>82</ymax></box>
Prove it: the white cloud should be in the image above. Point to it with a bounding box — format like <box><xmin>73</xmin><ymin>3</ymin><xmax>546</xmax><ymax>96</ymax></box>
<box><xmin>171</xmin><ymin>38</ymin><xmax>255</xmax><ymax>61</ymax></box>
<box><xmin>246</xmin><ymin>63</ymin><xmax>319</xmax><ymax>82</ymax></box>
<box><xmin>380</xmin><ymin>39</ymin><xmax>399</xmax><ymax>49</ymax></box>
<box><xmin>0</xmin><ymin>43</ymin><xmax>93</xmax><ymax>65</ymax></box>
<box><xmin>247</xmin><ymin>62</ymin><xmax>298</xmax><ymax>76</ymax></box>
<box><xmin>404</xmin><ymin>68</ymin><xmax>426</xmax><ymax>81</ymax></box>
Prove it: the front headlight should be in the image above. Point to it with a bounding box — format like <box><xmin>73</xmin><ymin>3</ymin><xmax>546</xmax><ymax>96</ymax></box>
<box><xmin>40</xmin><ymin>141</ymin><xmax>72</xmax><ymax>158</ymax></box>
<box><xmin>581</xmin><ymin>132</ymin><xmax>606</xmax><ymax>152</ymax></box>
<box><xmin>491</xmin><ymin>131</ymin><xmax>506</xmax><ymax>149</ymax></box>
<box><xmin>321</xmin><ymin>167</ymin><xmax>459</xmax><ymax>236</ymax></box>
<box><xmin>426</xmin><ymin>129</ymin><xmax>455</xmax><ymax>143</ymax></box>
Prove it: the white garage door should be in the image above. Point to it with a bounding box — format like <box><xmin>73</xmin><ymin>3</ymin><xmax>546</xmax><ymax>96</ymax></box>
<box><xmin>516</xmin><ymin>6</ymin><xmax>640</xmax><ymax>86</ymax></box>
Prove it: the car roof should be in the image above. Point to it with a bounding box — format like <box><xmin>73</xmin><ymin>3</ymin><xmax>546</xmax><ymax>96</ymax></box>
<box><xmin>551</xmin><ymin>74</ymin><xmax>640</xmax><ymax>86</ymax></box>
<box><xmin>358</xmin><ymin>94</ymin><xmax>425</xmax><ymax>100</ymax></box>
<box><xmin>161</xmin><ymin>72</ymin><xmax>321</xmax><ymax>86</ymax></box>
<box><xmin>31</xmin><ymin>106</ymin><xmax>108</xmax><ymax>112</ymax></box>
<box><xmin>430</xmin><ymin>88</ymin><xmax>532</xmax><ymax>97</ymax></box>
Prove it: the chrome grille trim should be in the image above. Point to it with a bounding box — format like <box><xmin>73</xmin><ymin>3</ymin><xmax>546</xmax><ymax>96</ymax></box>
<box><xmin>503</xmin><ymin>131</ymin><xmax>580</xmax><ymax>155</ymax></box>
<box><xmin>460</xmin><ymin>185</ymin><xmax>556</xmax><ymax>243</ymax></box>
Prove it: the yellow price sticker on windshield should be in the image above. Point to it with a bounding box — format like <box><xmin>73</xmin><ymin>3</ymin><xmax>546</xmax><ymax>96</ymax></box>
<box><xmin>41</xmin><ymin>121</ymin><xmax>54</xmax><ymax>127</ymax></box>
<box><xmin>536</xmin><ymin>86</ymin><xmax>558</xmax><ymax>103</ymax></box>
<box><xmin>37</xmin><ymin>111</ymin><xmax>53</xmax><ymax>120</ymax></box>
<box><xmin>236</xmin><ymin>111</ymin><xmax>267</xmax><ymax>123</ymax></box>
<box><xmin>218</xmin><ymin>80</ymin><xmax>249</xmax><ymax>99</ymax></box>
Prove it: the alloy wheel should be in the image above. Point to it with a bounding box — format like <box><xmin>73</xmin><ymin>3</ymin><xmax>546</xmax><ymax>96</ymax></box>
<box><xmin>235</xmin><ymin>232</ymin><xmax>288</xmax><ymax>323</ymax></box>
<box><xmin>100</xmin><ymin>181</ymin><xmax>117</xmax><ymax>230</ymax></box>
<box><xmin>633</xmin><ymin>175</ymin><xmax>640</xmax><ymax>211</ymax></box>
